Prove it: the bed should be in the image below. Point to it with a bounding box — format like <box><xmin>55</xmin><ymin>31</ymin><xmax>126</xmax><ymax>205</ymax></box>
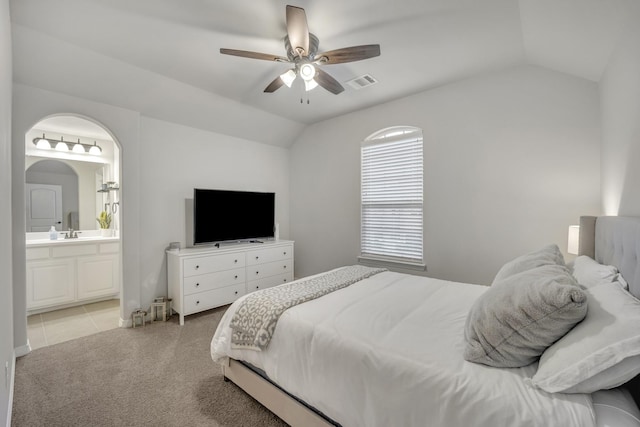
<box><xmin>211</xmin><ymin>216</ymin><xmax>640</xmax><ymax>426</ymax></box>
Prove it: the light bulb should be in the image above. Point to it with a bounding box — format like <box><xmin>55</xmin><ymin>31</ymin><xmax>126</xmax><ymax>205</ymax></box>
<box><xmin>279</xmin><ymin>69</ymin><xmax>296</xmax><ymax>88</ymax></box>
<box><xmin>299</xmin><ymin>63</ymin><xmax>315</xmax><ymax>81</ymax></box>
<box><xmin>72</xmin><ymin>140</ymin><xmax>85</xmax><ymax>153</ymax></box>
<box><xmin>55</xmin><ymin>141</ymin><xmax>69</xmax><ymax>151</ymax></box>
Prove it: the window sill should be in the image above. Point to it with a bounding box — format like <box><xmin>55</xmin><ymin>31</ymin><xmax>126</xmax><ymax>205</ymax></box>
<box><xmin>358</xmin><ymin>256</ymin><xmax>427</xmax><ymax>272</ymax></box>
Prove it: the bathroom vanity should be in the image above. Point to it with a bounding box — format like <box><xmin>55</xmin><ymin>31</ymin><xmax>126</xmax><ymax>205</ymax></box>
<box><xmin>26</xmin><ymin>233</ymin><xmax>120</xmax><ymax>313</ymax></box>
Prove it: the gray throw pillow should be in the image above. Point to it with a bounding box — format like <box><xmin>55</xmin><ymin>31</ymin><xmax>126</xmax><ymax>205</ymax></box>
<box><xmin>464</xmin><ymin>265</ymin><xmax>587</xmax><ymax>368</ymax></box>
<box><xmin>493</xmin><ymin>244</ymin><xmax>565</xmax><ymax>285</ymax></box>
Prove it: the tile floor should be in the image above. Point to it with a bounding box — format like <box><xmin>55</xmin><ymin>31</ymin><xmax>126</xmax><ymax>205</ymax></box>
<box><xmin>27</xmin><ymin>299</ymin><xmax>121</xmax><ymax>350</ymax></box>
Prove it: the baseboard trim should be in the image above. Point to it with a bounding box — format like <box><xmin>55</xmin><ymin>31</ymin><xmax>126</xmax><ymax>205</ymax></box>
<box><xmin>7</xmin><ymin>352</ymin><xmax>16</xmax><ymax>427</ymax></box>
<box><xmin>14</xmin><ymin>341</ymin><xmax>31</xmax><ymax>358</ymax></box>
<box><xmin>119</xmin><ymin>317</ymin><xmax>131</xmax><ymax>328</ymax></box>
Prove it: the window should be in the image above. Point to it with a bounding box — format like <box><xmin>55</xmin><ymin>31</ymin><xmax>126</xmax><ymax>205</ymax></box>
<box><xmin>360</xmin><ymin>127</ymin><xmax>424</xmax><ymax>267</ymax></box>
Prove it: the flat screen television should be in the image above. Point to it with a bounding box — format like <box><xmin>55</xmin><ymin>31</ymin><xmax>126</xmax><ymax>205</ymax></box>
<box><xmin>193</xmin><ymin>188</ymin><xmax>275</xmax><ymax>245</ymax></box>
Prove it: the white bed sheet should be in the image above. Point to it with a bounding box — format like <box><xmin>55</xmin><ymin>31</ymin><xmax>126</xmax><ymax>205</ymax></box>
<box><xmin>211</xmin><ymin>269</ymin><xmax>596</xmax><ymax>427</ymax></box>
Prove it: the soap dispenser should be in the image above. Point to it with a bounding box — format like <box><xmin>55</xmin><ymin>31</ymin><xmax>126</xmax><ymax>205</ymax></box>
<box><xmin>49</xmin><ymin>226</ymin><xmax>58</xmax><ymax>241</ymax></box>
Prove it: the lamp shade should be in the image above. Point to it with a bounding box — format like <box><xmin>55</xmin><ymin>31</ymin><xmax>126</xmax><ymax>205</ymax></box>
<box><xmin>568</xmin><ymin>225</ymin><xmax>580</xmax><ymax>255</ymax></box>
<box><xmin>89</xmin><ymin>142</ymin><xmax>101</xmax><ymax>155</ymax></box>
<box><xmin>280</xmin><ymin>69</ymin><xmax>296</xmax><ymax>87</ymax></box>
<box><xmin>36</xmin><ymin>138</ymin><xmax>51</xmax><ymax>149</ymax></box>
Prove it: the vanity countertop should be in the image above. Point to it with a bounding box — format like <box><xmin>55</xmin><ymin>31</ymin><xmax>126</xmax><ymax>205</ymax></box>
<box><xmin>26</xmin><ymin>236</ymin><xmax>120</xmax><ymax>247</ymax></box>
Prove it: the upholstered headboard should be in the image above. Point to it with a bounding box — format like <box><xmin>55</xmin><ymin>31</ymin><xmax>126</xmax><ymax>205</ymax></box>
<box><xmin>579</xmin><ymin>215</ymin><xmax>640</xmax><ymax>299</ymax></box>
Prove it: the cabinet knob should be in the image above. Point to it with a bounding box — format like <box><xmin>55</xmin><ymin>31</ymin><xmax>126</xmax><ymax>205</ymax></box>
<box><xmin>283</xmin><ymin>265</ymin><xmax>287</xmax><ymax>269</ymax></box>
<box><xmin>196</xmin><ymin>283</ymin><xmax>200</xmax><ymax>287</ymax></box>
<box><xmin>195</xmin><ymin>265</ymin><xmax>199</xmax><ymax>270</ymax></box>
<box><xmin>256</xmin><ymin>286</ymin><xmax>259</xmax><ymax>289</ymax></box>
<box><xmin>284</xmin><ymin>279</ymin><xmax>287</xmax><ymax>282</ymax></box>
<box><xmin>256</xmin><ymin>271</ymin><xmax>259</xmax><ymax>275</ymax></box>
<box><xmin>234</xmin><ymin>275</ymin><xmax>238</xmax><ymax>279</ymax></box>
<box><xmin>234</xmin><ymin>259</ymin><xmax>238</xmax><ymax>263</ymax></box>
<box><xmin>234</xmin><ymin>291</ymin><xmax>238</xmax><ymax>295</ymax></box>
<box><xmin>284</xmin><ymin>252</ymin><xmax>287</xmax><ymax>255</ymax></box>
<box><xmin>196</xmin><ymin>300</ymin><xmax>200</xmax><ymax>305</ymax></box>
<box><xmin>255</xmin><ymin>256</ymin><xmax>259</xmax><ymax>260</ymax></box>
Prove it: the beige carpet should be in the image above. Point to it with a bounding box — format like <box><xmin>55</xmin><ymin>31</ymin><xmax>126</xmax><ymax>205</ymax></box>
<box><xmin>12</xmin><ymin>306</ymin><xmax>287</xmax><ymax>427</ymax></box>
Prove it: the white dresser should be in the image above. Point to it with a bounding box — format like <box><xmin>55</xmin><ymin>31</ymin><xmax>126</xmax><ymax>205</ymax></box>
<box><xmin>167</xmin><ymin>240</ymin><xmax>294</xmax><ymax>325</ymax></box>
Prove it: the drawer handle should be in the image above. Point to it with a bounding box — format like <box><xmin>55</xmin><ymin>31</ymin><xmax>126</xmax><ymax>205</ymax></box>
<box><xmin>195</xmin><ymin>265</ymin><xmax>199</xmax><ymax>270</ymax></box>
<box><xmin>196</xmin><ymin>283</ymin><xmax>200</xmax><ymax>287</ymax></box>
<box><xmin>196</xmin><ymin>300</ymin><xmax>200</xmax><ymax>305</ymax></box>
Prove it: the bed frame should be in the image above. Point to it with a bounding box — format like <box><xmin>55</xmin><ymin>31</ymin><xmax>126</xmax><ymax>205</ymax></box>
<box><xmin>223</xmin><ymin>215</ymin><xmax>640</xmax><ymax>426</ymax></box>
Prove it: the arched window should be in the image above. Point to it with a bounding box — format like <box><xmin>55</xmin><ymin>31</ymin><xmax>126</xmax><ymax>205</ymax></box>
<box><xmin>360</xmin><ymin>126</ymin><xmax>424</xmax><ymax>267</ymax></box>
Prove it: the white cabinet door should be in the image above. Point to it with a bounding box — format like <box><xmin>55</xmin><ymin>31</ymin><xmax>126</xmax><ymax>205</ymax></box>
<box><xmin>27</xmin><ymin>259</ymin><xmax>75</xmax><ymax>309</ymax></box>
<box><xmin>77</xmin><ymin>255</ymin><xmax>118</xmax><ymax>300</ymax></box>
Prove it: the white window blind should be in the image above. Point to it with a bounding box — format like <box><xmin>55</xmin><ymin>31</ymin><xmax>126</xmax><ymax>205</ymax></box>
<box><xmin>361</xmin><ymin>129</ymin><xmax>423</xmax><ymax>264</ymax></box>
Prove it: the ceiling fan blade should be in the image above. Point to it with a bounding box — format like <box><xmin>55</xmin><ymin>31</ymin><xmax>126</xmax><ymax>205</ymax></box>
<box><xmin>220</xmin><ymin>48</ymin><xmax>289</xmax><ymax>62</ymax></box>
<box><xmin>264</xmin><ymin>75</ymin><xmax>285</xmax><ymax>93</ymax></box>
<box><xmin>315</xmin><ymin>45</ymin><xmax>381</xmax><ymax>65</ymax></box>
<box><xmin>286</xmin><ymin>5</ymin><xmax>309</xmax><ymax>56</ymax></box>
<box><xmin>315</xmin><ymin>68</ymin><xmax>344</xmax><ymax>95</ymax></box>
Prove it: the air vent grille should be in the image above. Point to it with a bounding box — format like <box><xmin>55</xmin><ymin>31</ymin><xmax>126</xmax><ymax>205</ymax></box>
<box><xmin>346</xmin><ymin>74</ymin><xmax>378</xmax><ymax>90</ymax></box>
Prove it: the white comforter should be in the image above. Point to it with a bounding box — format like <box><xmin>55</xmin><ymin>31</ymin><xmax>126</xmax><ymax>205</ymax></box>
<box><xmin>211</xmin><ymin>268</ymin><xmax>595</xmax><ymax>427</ymax></box>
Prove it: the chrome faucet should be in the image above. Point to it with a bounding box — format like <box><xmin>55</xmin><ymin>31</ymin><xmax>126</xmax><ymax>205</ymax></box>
<box><xmin>64</xmin><ymin>229</ymin><xmax>79</xmax><ymax>239</ymax></box>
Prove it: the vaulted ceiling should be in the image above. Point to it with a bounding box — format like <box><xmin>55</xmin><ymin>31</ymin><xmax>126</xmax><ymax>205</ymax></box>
<box><xmin>9</xmin><ymin>0</ymin><xmax>638</xmax><ymax>145</ymax></box>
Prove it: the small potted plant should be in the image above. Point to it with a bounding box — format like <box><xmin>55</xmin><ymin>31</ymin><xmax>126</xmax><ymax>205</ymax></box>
<box><xmin>97</xmin><ymin>211</ymin><xmax>112</xmax><ymax>237</ymax></box>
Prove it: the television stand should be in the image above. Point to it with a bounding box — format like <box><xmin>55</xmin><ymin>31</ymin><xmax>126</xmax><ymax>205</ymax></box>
<box><xmin>167</xmin><ymin>240</ymin><xmax>294</xmax><ymax>324</ymax></box>
<box><xmin>214</xmin><ymin>239</ymin><xmax>265</xmax><ymax>248</ymax></box>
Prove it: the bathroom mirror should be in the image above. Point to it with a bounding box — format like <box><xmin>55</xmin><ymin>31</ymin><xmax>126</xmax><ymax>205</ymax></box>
<box><xmin>25</xmin><ymin>158</ymin><xmax>105</xmax><ymax>231</ymax></box>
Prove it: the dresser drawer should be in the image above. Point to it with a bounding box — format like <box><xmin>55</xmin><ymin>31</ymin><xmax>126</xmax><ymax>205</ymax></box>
<box><xmin>183</xmin><ymin>268</ymin><xmax>245</xmax><ymax>295</ymax></box>
<box><xmin>248</xmin><ymin>272</ymin><xmax>294</xmax><ymax>292</ymax></box>
<box><xmin>184</xmin><ymin>283</ymin><xmax>245</xmax><ymax>314</ymax></box>
<box><xmin>246</xmin><ymin>245</ymin><xmax>293</xmax><ymax>266</ymax></box>
<box><xmin>183</xmin><ymin>253</ymin><xmax>245</xmax><ymax>277</ymax></box>
<box><xmin>248</xmin><ymin>259</ymin><xmax>292</xmax><ymax>281</ymax></box>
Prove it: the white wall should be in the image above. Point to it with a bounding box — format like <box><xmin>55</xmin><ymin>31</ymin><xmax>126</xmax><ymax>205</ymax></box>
<box><xmin>600</xmin><ymin>5</ymin><xmax>640</xmax><ymax>216</ymax></box>
<box><xmin>0</xmin><ymin>0</ymin><xmax>12</xmax><ymax>424</ymax></box>
<box><xmin>290</xmin><ymin>65</ymin><xmax>601</xmax><ymax>284</ymax></box>
<box><xmin>138</xmin><ymin>117</ymin><xmax>290</xmax><ymax>307</ymax></box>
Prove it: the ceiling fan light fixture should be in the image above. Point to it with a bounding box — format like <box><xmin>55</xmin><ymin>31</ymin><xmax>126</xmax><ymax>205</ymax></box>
<box><xmin>299</xmin><ymin>63</ymin><xmax>315</xmax><ymax>81</ymax></box>
<box><xmin>280</xmin><ymin>69</ymin><xmax>297</xmax><ymax>87</ymax></box>
<box><xmin>304</xmin><ymin>78</ymin><xmax>318</xmax><ymax>92</ymax></box>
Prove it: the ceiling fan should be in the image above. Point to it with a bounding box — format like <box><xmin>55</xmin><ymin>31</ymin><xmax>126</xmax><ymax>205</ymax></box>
<box><xmin>220</xmin><ymin>5</ymin><xmax>381</xmax><ymax>95</ymax></box>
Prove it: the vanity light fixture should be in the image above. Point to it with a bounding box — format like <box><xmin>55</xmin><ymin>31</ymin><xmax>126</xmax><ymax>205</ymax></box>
<box><xmin>32</xmin><ymin>134</ymin><xmax>103</xmax><ymax>156</ymax></box>
<box><xmin>89</xmin><ymin>141</ymin><xmax>102</xmax><ymax>155</ymax></box>
<box><xmin>55</xmin><ymin>137</ymin><xmax>69</xmax><ymax>152</ymax></box>
<box><xmin>72</xmin><ymin>138</ymin><xmax>86</xmax><ymax>153</ymax></box>
<box><xmin>35</xmin><ymin>133</ymin><xmax>51</xmax><ymax>149</ymax></box>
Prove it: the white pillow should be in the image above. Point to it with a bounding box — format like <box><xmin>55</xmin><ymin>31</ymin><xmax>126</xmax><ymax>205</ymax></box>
<box><xmin>572</xmin><ymin>255</ymin><xmax>619</xmax><ymax>288</ymax></box>
<box><xmin>493</xmin><ymin>244</ymin><xmax>565</xmax><ymax>285</ymax></box>
<box><xmin>530</xmin><ymin>282</ymin><xmax>640</xmax><ymax>394</ymax></box>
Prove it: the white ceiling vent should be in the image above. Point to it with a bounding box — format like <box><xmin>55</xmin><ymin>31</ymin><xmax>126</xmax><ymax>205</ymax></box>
<box><xmin>346</xmin><ymin>74</ymin><xmax>378</xmax><ymax>90</ymax></box>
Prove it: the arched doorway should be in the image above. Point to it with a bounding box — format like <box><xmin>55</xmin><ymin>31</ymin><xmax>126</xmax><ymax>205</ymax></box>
<box><xmin>24</xmin><ymin>115</ymin><xmax>123</xmax><ymax>348</ymax></box>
